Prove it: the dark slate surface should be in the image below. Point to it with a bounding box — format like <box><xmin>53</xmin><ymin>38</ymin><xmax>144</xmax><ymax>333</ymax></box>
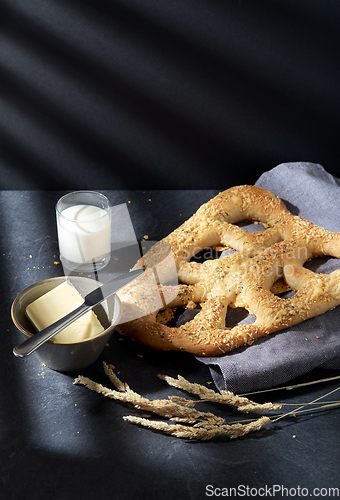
<box><xmin>1</xmin><ymin>190</ymin><xmax>340</xmax><ymax>500</ymax></box>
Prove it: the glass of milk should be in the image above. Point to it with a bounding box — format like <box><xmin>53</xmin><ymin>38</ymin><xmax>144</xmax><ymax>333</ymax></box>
<box><xmin>56</xmin><ymin>191</ymin><xmax>112</xmax><ymax>272</ymax></box>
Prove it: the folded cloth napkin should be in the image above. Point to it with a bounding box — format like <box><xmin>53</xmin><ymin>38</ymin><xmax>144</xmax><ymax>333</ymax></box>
<box><xmin>196</xmin><ymin>162</ymin><xmax>340</xmax><ymax>393</ymax></box>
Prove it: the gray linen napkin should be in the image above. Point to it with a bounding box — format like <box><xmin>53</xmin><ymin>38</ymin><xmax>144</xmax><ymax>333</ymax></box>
<box><xmin>196</xmin><ymin>162</ymin><xmax>340</xmax><ymax>393</ymax></box>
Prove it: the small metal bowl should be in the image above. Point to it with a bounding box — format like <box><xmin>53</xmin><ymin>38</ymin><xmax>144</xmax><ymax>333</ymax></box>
<box><xmin>11</xmin><ymin>276</ymin><xmax>121</xmax><ymax>372</ymax></box>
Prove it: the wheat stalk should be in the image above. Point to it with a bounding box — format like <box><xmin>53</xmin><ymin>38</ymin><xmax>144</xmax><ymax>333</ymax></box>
<box><xmin>158</xmin><ymin>374</ymin><xmax>281</xmax><ymax>411</ymax></box>
<box><xmin>73</xmin><ymin>362</ymin><xmax>273</xmax><ymax>440</ymax></box>
<box><xmin>74</xmin><ymin>361</ymin><xmax>340</xmax><ymax>441</ymax></box>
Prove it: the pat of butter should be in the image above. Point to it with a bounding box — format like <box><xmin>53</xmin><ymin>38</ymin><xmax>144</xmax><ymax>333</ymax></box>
<box><xmin>26</xmin><ymin>281</ymin><xmax>104</xmax><ymax>343</ymax></box>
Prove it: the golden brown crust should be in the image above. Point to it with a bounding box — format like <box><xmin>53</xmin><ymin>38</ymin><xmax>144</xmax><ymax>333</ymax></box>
<box><xmin>116</xmin><ymin>185</ymin><xmax>340</xmax><ymax>356</ymax></box>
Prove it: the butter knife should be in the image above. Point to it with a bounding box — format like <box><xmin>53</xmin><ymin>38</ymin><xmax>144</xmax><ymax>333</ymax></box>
<box><xmin>13</xmin><ymin>269</ymin><xmax>144</xmax><ymax>358</ymax></box>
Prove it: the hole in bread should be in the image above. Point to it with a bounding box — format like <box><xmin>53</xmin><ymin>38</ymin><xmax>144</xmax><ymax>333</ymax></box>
<box><xmin>163</xmin><ymin>305</ymin><xmax>258</xmax><ymax>329</ymax></box>
<box><xmin>237</xmin><ymin>220</ymin><xmax>269</xmax><ymax>233</ymax></box>
<box><xmin>270</xmin><ymin>277</ymin><xmax>291</xmax><ymax>295</ymax></box>
<box><xmin>156</xmin><ymin>306</ymin><xmax>201</xmax><ymax>327</ymax></box>
<box><xmin>270</xmin><ymin>278</ymin><xmax>296</xmax><ymax>299</ymax></box>
<box><xmin>225</xmin><ymin>307</ymin><xmax>256</xmax><ymax>328</ymax></box>
<box><xmin>176</xmin><ymin>306</ymin><xmax>201</xmax><ymax>326</ymax></box>
<box><xmin>190</xmin><ymin>247</ymin><xmax>223</xmax><ymax>263</ymax></box>
<box><xmin>276</xmin><ymin>289</ymin><xmax>296</xmax><ymax>300</ymax></box>
<box><xmin>303</xmin><ymin>255</ymin><xmax>340</xmax><ymax>274</ymax></box>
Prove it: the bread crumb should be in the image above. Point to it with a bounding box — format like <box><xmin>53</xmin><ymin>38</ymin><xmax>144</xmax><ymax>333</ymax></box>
<box><xmin>186</xmin><ymin>301</ymin><xmax>197</xmax><ymax>310</ymax></box>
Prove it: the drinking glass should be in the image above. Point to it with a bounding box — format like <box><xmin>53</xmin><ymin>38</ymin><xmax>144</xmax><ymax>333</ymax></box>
<box><xmin>56</xmin><ymin>191</ymin><xmax>112</xmax><ymax>272</ymax></box>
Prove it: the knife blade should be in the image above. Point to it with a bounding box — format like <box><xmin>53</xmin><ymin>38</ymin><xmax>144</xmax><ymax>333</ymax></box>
<box><xmin>13</xmin><ymin>269</ymin><xmax>144</xmax><ymax>358</ymax></box>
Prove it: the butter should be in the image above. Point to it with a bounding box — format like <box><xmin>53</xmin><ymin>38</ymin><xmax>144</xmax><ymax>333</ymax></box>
<box><xmin>26</xmin><ymin>281</ymin><xmax>104</xmax><ymax>343</ymax></box>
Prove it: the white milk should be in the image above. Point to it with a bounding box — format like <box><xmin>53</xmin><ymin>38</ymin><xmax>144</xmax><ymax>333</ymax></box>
<box><xmin>57</xmin><ymin>204</ymin><xmax>111</xmax><ymax>265</ymax></box>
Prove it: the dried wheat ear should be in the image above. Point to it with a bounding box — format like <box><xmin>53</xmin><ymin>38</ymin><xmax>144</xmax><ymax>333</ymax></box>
<box><xmin>74</xmin><ymin>362</ymin><xmax>281</xmax><ymax>440</ymax></box>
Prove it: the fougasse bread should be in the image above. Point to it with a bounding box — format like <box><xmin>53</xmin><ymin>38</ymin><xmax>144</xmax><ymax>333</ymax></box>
<box><xmin>116</xmin><ymin>185</ymin><xmax>340</xmax><ymax>356</ymax></box>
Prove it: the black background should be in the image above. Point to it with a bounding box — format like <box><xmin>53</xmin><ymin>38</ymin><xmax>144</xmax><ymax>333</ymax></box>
<box><xmin>1</xmin><ymin>0</ymin><xmax>340</xmax><ymax>190</ymax></box>
<box><xmin>1</xmin><ymin>3</ymin><xmax>340</xmax><ymax>499</ymax></box>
